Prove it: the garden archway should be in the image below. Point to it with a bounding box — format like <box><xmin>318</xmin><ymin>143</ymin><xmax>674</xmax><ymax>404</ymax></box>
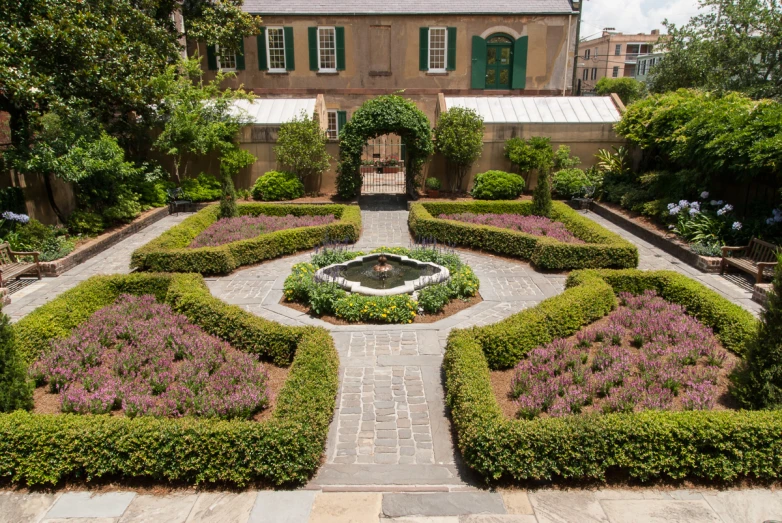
<box><xmin>336</xmin><ymin>95</ymin><xmax>433</xmax><ymax>199</ymax></box>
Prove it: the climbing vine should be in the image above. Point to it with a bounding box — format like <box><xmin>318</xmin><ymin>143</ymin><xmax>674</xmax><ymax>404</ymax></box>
<box><xmin>337</xmin><ymin>95</ymin><xmax>433</xmax><ymax>198</ymax></box>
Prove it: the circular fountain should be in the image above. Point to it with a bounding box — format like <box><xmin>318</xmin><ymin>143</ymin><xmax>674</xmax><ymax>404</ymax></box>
<box><xmin>314</xmin><ymin>253</ymin><xmax>450</xmax><ymax>296</ymax></box>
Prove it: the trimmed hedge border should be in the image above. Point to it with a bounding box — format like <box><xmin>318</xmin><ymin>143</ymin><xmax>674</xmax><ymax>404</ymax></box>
<box><xmin>130</xmin><ymin>203</ymin><xmax>362</xmax><ymax>275</ymax></box>
<box><xmin>444</xmin><ymin>269</ymin><xmax>776</xmax><ymax>484</ymax></box>
<box><xmin>408</xmin><ymin>201</ymin><xmax>638</xmax><ymax>270</ymax></box>
<box><xmin>4</xmin><ymin>273</ymin><xmax>338</xmax><ymax>487</ymax></box>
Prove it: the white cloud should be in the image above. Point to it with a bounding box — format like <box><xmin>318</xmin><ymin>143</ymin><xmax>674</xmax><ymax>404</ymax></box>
<box><xmin>579</xmin><ymin>0</ymin><xmax>703</xmax><ymax>39</ymax></box>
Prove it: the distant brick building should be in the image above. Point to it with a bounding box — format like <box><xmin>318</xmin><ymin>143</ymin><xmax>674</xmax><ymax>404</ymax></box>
<box><xmin>576</xmin><ymin>29</ymin><xmax>660</xmax><ymax>92</ymax></box>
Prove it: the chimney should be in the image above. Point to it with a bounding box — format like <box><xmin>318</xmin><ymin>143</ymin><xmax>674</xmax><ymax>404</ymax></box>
<box><xmin>651</xmin><ymin>29</ymin><xmax>660</xmax><ymax>35</ymax></box>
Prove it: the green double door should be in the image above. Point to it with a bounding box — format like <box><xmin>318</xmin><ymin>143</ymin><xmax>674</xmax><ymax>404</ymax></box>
<box><xmin>485</xmin><ymin>35</ymin><xmax>513</xmax><ymax>89</ymax></box>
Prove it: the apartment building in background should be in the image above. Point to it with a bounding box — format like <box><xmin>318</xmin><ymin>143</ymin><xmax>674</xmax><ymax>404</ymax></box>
<box><xmin>635</xmin><ymin>51</ymin><xmax>666</xmax><ymax>84</ymax></box>
<box><xmin>192</xmin><ymin>0</ymin><xmax>581</xmax><ymax>128</ymax></box>
<box><xmin>576</xmin><ymin>29</ymin><xmax>660</xmax><ymax>92</ymax></box>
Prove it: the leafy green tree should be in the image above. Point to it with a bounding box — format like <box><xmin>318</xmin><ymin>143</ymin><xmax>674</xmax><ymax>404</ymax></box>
<box><xmin>650</xmin><ymin>0</ymin><xmax>782</xmax><ymax>99</ymax></box>
<box><xmin>504</xmin><ymin>137</ymin><xmax>554</xmax><ymax>175</ymax></box>
<box><xmin>595</xmin><ymin>77</ymin><xmax>648</xmax><ymax>105</ymax></box>
<box><xmin>733</xmin><ymin>257</ymin><xmax>782</xmax><ymax>409</ymax></box>
<box><xmin>433</xmin><ymin>107</ymin><xmax>484</xmax><ymax>192</ymax></box>
<box><xmin>274</xmin><ymin>114</ymin><xmax>332</xmax><ymax>184</ymax></box>
<box><xmin>0</xmin><ymin>311</ymin><xmax>33</xmax><ymax>413</ymax></box>
<box><xmin>553</xmin><ymin>145</ymin><xmax>581</xmax><ymax>171</ymax></box>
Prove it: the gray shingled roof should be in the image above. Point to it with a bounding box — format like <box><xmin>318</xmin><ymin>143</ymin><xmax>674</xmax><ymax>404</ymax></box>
<box><xmin>242</xmin><ymin>0</ymin><xmax>575</xmax><ymax>15</ymax></box>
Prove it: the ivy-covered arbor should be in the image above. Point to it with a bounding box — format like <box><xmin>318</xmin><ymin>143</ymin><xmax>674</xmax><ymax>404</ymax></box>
<box><xmin>337</xmin><ymin>95</ymin><xmax>434</xmax><ymax>198</ymax></box>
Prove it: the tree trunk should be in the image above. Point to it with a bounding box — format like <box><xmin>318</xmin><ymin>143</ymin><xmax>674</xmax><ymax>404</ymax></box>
<box><xmin>43</xmin><ymin>172</ymin><xmax>66</xmax><ymax>224</ymax></box>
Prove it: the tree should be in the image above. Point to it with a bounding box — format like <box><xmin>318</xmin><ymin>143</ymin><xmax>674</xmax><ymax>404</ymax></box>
<box><xmin>433</xmin><ymin>107</ymin><xmax>484</xmax><ymax>193</ymax></box>
<box><xmin>504</xmin><ymin>137</ymin><xmax>554</xmax><ymax>176</ymax></box>
<box><xmin>219</xmin><ymin>147</ymin><xmax>254</xmax><ymax>218</ymax></box>
<box><xmin>274</xmin><ymin>114</ymin><xmax>332</xmax><ymax>184</ymax></box>
<box><xmin>649</xmin><ymin>0</ymin><xmax>782</xmax><ymax>99</ymax></box>
<box><xmin>732</xmin><ymin>257</ymin><xmax>782</xmax><ymax>409</ymax></box>
<box><xmin>532</xmin><ymin>168</ymin><xmax>553</xmax><ymax>217</ymax></box>
<box><xmin>595</xmin><ymin>77</ymin><xmax>648</xmax><ymax>105</ymax></box>
<box><xmin>0</xmin><ymin>311</ymin><xmax>33</xmax><ymax>413</ymax></box>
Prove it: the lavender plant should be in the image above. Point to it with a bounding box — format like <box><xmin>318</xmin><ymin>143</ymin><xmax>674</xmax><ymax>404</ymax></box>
<box><xmin>190</xmin><ymin>214</ymin><xmax>336</xmax><ymax>248</ymax></box>
<box><xmin>32</xmin><ymin>294</ymin><xmax>269</xmax><ymax>419</ymax></box>
<box><xmin>438</xmin><ymin>213</ymin><xmax>582</xmax><ymax>244</ymax></box>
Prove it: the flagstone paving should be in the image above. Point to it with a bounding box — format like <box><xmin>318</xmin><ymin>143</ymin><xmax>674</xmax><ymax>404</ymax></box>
<box><xmin>0</xmin><ymin>199</ymin><xmax>773</xmax><ymax>522</ymax></box>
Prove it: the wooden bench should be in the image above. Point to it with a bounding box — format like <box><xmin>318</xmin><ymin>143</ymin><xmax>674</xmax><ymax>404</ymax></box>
<box><xmin>721</xmin><ymin>237</ymin><xmax>780</xmax><ymax>283</ymax></box>
<box><xmin>0</xmin><ymin>242</ymin><xmax>42</xmax><ymax>288</ymax></box>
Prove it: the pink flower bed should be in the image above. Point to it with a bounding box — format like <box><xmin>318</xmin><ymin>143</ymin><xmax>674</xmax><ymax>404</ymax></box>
<box><xmin>437</xmin><ymin>212</ymin><xmax>582</xmax><ymax>243</ymax></box>
<box><xmin>510</xmin><ymin>291</ymin><xmax>733</xmax><ymax>419</ymax></box>
<box><xmin>190</xmin><ymin>214</ymin><xmax>337</xmax><ymax>248</ymax></box>
<box><xmin>33</xmin><ymin>294</ymin><xmax>269</xmax><ymax>419</ymax></box>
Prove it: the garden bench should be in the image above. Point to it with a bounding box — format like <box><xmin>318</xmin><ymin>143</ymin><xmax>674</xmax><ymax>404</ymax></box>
<box><xmin>167</xmin><ymin>187</ymin><xmax>193</xmax><ymax>215</ymax></box>
<box><xmin>0</xmin><ymin>242</ymin><xmax>42</xmax><ymax>288</ymax></box>
<box><xmin>720</xmin><ymin>237</ymin><xmax>779</xmax><ymax>283</ymax></box>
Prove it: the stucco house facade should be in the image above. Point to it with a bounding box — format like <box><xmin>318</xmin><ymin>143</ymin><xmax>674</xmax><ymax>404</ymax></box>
<box><xmin>576</xmin><ymin>29</ymin><xmax>660</xmax><ymax>92</ymax></box>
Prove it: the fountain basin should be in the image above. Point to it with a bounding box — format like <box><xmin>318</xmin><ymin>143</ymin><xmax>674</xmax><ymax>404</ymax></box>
<box><xmin>314</xmin><ymin>253</ymin><xmax>450</xmax><ymax>296</ymax></box>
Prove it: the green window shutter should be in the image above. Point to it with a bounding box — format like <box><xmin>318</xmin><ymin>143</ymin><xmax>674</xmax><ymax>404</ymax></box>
<box><xmin>257</xmin><ymin>28</ymin><xmax>268</xmax><ymax>70</ymax></box>
<box><xmin>511</xmin><ymin>36</ymin><xmax>528</xmax><ymax>89</ymax></box>
<box><xmin>206</xmin><ymin>44</ymin><xmax>218</xmax><ymax>70</ymax></box>
<box><xmin>337</xmin><ymin>111</ymin><xmax>347</xmax><ymax>137</ymax></box>
<box><xmin>446</xmin><ymin>27</ymin><xmax>457</xmax><ymax>71</ymax></box>
<box><xmin>308</xmin><ymin>27</ymin><xmax>318</xmax><ymax>71</ymax></box>
<box><xmin>284</xmin><ymin>27</ymin><xmax>295</xmax><ymax>70</ymax></box>
<box><xmin>335</xmin><ymin>27</ymin><xmax>345</xmax><ymax>70</ymax></box>
<box><xmin>419</xmin><ymin>27</ymin><xmax>429</xmax><ymax>70</ymax></box>
<box><xmin>470</xmin><ymin>36</ymin><xmax>486</xmax><ymax>89</ymax></box>
<box><xmin>236</xmin><ymin>39</ymin><xmax>246</xmax><ymax>70</ymax></box>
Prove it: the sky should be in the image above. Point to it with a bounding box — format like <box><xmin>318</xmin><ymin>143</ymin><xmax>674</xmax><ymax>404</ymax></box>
<box><xmin>579</xmin><ymin>0</ymin><xmax>705</xmax><ymax>40</ymax></box>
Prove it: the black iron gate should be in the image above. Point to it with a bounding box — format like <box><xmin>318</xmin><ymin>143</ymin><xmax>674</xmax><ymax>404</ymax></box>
<box><xmin>361</xmin><ymin>136</ymin><xmax>406</xmax><ymax>194</ymax></box>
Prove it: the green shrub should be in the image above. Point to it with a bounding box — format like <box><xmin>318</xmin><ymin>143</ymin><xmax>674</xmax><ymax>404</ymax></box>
<box><xmin>504</xmin><ymin>136</ymin><xmax>554</xmax><ymax>175</ymax></box>
<box><xmin>553</xmin><ymin>168</ymin><xmax>601</xmax><ymax>199</ymax></box>
<box><xmin>552</xmin><ymin>145</ymin><xmax>581</xmax><ymax>171</ymax></box>
<box><xmin>181</xmin><ymin>173</ymin><xmax>222</xmax><ymax>202</ymax></box>
<box><xmin>252</xmin><ymin>171</ymin><xmax>305</xmax><ymax>201</ymax></box>
<box><xmin>595</xmin><ymin>77</ymin><xmax>647</xmax><ymax>105</ymax></box>
<box><xmin>333</xmin><ymin>294</ymin><xmax>417</xmax><ymax>323</ymax></box>
<box><xmin>15</xmin><ymin>219</ymin><xmax>54</xmax><ymax>250</ymax></box>
<box><xmin>284</xmin><ymin>263</ymin><xmax>317</xmax><ymax>303</ymax></box>
<box><xmin>102</xmin><ymin>188</ymin><xmax>142</xmax><ymax>223</ymax></box>
<box><xmin>311</xmin><ymin>247</ymin><xmax>363</xmax><ymax>268</ymax></box>
<box><xmin>68</xmin><ymin>210</ymin><xmax>104</xmax><ymax>236</ymax></box>
<box><xmin>425</xmin><ymin>177</ymin><xmax>442</xmax><ymax>191</ymax></box>
<box><xmin>0</xmin><ymin>312</ymin><xmax>33</xmax><ymax>413</ymax></box>
<box><xmin>39</xmin><ymin>235</ymin><xmax>77</xmax><ymax>262</ymax></box>
<box><xmin>309</xmin><ymin>283</ymin><xmax>346</xmax><ymax>316</ymax></box>
<box><xmin>470</xmin><ymin>171</ymin><xmax>525</xmax><ymax>200</ymax></box>
<box><xmin>131</xmin><ymin>204</ymin><xmax>361</xmax><ymax>275</ymax></box>
<box><xmin>531</xmin><ymin>169</ymin><xmax>553</xmax><ymax>217</ymax></box>
<box><xmin>409</xmin><ymin>201</ymin><xmax>638</xmax><ymax>270</ymax></box>
<box><xmin>3</xmin><ymin>273</ymin><xmax>338</xmax><ymax>486</ymax></box>
<box><xmin>418</xmin><ymin>284</ymin><xmax>452</xmax><ymax>314</ymax></box>
<box><xmin>445</xmin><ymin>269</ymin><xmax>767</xmax><ymax>484</ymax></box>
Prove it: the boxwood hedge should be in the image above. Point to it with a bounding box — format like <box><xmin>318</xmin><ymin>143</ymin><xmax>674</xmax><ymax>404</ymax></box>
<box><xmin>4</xmin><ymin>273</ymin><xmax>338</xmax><ymax>487</ymax></box>
<box><xmin>408</xmin><ymin>201</ymin><xmax>638</xmax><ymax>270</ymax></box>
<box><xmin>444</xmin><ymin>269</ymin><xmax>777</xmax><ymax>483</ymax></box>
<box><xmin>131</xmin><ymin>203</ymin><xmax>361</xmax><ymax>275</ymax></box>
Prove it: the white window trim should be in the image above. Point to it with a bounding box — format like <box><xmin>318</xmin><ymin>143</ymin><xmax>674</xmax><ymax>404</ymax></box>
<box><xmin>584</xmin><ymin>49</ymin><xmax>591</xmax><ymax>60</ymax></box>
<box><xmin>591</xmin><ymin>67</ymin><xmax>598</xmax><ymax>81</ymax></box>
<box><xmin>326</xmin><ymin>110</ymin><xmax>340</xmax><ymax>140</ymax></box>
<box><xmin>215</xmin><ymin>44</ymin><xmax>236</xmax><ymax>72</ymax></box>
<box><xmin>428</xmin><ymin>27</ymin><xmax>448</xmax><ymax>73</ymax></box>
<box><xmin>266</xmin><ymin>26</ymin><xmax>286</xmax><ymax>73</ymax></box>
<box><xmin>317</xmin><ymin>26</ymin><xmax>337</xmax><ymax>73</ymax></box>
<box><xmin>612</xmin><ymin>66</ymin><xmax>619</xmax><ymax>78</ymax></box>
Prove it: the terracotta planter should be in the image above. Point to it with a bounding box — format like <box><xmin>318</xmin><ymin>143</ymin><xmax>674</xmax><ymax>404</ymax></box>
<box><xmin>383</xmin><ymin>167</ymin><xmax>400</xmax><ymax>174</ymax></box>
<box><xmin>426</xmin><ymin>189</ymin><xmax>440</xmax><ymax>198</ymax></box>
<box><xmin>360</xmin><ymin>166</ymin><xmax>374</xmax><ymax>174</ymax></box>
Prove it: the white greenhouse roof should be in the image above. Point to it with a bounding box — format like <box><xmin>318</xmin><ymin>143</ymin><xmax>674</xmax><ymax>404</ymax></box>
<box><xmin>444</xmin><ymin>96</ymin><xmax>622</xmax><ymax>124</ymax></box>
<box><xmin>229</xmin><ymin>98</ymin><xmax>316</xmax><ymax>125</ymax></box>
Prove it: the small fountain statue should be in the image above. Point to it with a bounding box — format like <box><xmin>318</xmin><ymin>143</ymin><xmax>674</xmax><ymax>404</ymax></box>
<box><xmin>373</xmin><ymin>255</ymin><xmax>393</xmax><ymax>278</ymax></box>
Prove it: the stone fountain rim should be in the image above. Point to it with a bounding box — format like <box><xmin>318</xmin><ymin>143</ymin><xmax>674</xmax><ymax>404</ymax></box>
<box><xmin>313</xmin><ymin>252</ymin><xmax>451</xmax><ymax>297</ymax></box>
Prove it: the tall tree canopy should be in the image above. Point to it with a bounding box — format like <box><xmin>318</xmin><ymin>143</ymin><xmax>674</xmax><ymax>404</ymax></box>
<box><xmin>650</xmin><ymin>0</ymin><xmax>782</xmax><ymax>99</ymax></box>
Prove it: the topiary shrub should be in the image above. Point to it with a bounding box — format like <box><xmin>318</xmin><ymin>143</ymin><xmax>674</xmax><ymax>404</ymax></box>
<box><xmin>531</xmin><ymin>169</ymin><xmax>553</xmax><ymax>216</ymax></box>
<box><xmin>252</xmin><ymin>171</ymin><xmax>305</xmax><ymax>201</ymax></box>
<box><xmin>470</xmin><ymin>171</ymin><xmax>525</xmax><ymax>200</ymax></box>
<box><xmin>0</xmin><ymin>311</ymin><xmax>33</xmax><ymax>413</ymax></box>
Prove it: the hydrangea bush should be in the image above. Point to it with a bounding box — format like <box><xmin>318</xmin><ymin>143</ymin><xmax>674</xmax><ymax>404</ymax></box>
<box><xmin>438</xmin><ymin>212</ymin><xmax>582</xmax><ymax>244</ymax></box>
<box><xmin>32</xmin><ymin>294</ymin><xmax>269</xmax><ymax>419</ymax></box>
<box><xmin>190</xmin><ymin>214</ymin><xmax>336</xmax><ymax>248</ymax></box>
<box><xmin>511</xmin><ymin>290</ymin><xmax>731</xmax><ymax>419</ymax></box>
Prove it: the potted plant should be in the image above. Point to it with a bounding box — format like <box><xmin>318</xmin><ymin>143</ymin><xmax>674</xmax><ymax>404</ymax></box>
<box><xmin>360</xmin><ymin>159</ymin><xmax>375</xmax><ymax>175</ymax></box>
<box><xmin>382</xmin><ymin>157</ymin><xmax>400</xmax><ymax>174</ymax></box>
<box><xmin>425</xmin><ymin>177</ymin><xmax>442</xmax><ymax>198</ymax></box>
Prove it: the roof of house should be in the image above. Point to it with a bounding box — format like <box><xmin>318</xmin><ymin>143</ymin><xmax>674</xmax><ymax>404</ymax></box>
<box><xmin>242</xmin><ymin>0</ymin><xmax>575</xmax><ymax>15</ymax></box>
<box><xmin>444</xmin><ymin>96</ymin><xmax>621</xmax><ymax>124</ymax></box>
<box><xmin>229</xmin><ymin>98</ymin><xmax>316</xmax><ymax>125</ymax></box>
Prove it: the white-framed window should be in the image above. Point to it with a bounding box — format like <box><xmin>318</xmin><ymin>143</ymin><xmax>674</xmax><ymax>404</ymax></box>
<box><xmin>266</xmin><ymin>27</ymin><xmax>286</xmax><ymax>72</ymax></box>
<box><xmin>428</xmin><ymin>27</ymin><xmax>447</xmax><ymax>72</ymax></box>
<box><xmin>327</xmin><ymin>110</ymin><xmax>340</xmax><ymax>140</ymax></box>
<box><xmin>584</xmin><ymin>49</ymin><xmax>591</xmax><ymax>60</ymax></box>
<box><xmin>582</xmin><ymin>68</ymin><xmax>588</xmax><ymax>81</ymax></box>
<box><xmin>215</xmin><ymin>45</ymin><xmax>237</xmax><ymax>71</ymax></box>
<box><xmin>639</xmin><ymin>60</ymin><xmax>647</xmax><ymax>76</ymax></box>
<box><xmin>612</xmin><ymin>66</ymin><xmax>619</xmax><ymax>78</ymax></box>
<box><xmin>594</xmin><ymin>47</ymin><xmax>599</xmax><ymax>57</ymax></box>
<box><xmin>615</xmin><ymin>44</ymin><xmax>622</xmax><ymax>56</ymax></box>
<box><xmin>318</xmin><ymin>27</ymin><xmax>337</xmax><ymax>72</ymax></box>
<box><xmin>591</xmin><ymin>67</ymin><xmax>598</xmax><ymax>80</ymax></box>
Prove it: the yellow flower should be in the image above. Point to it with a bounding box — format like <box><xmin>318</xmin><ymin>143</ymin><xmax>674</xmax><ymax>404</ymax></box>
<box><xmin>381</xmin><ymin>313</ymin><xmax>387</xmax><ymax>318</ymax></box>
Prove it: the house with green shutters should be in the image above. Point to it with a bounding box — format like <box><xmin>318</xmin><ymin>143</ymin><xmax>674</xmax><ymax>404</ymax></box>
<box><xmin>194</xmin><ymin>0</ymin><xmax>581</xmax><ymax>129</ymax></box>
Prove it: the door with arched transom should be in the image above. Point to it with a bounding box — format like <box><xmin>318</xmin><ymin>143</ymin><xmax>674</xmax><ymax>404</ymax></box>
<box><xmin>485</xmin><ymin>34</ymin><xmax>514</xmax><ymax>89</ymax></box>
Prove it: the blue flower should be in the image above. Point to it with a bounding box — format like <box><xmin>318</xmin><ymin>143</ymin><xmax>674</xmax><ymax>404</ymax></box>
<box><xmin>690</xmin><ymin>201</ymin><xmax>700</xmax><ymax>211</ymax></box>
<box><xmin>1</xmin><ymin>211</ymin><xmax>29</xmax><ymax>224</ymax></box>
<box><xmin>669</xmin><ymin>206</ymin><xmax>681</xmax><ymax>216</ymax></box>
<box><xmin>732</xmin><ymin>222</ymin><xmax>742</xmax><ymax>230</ymax></box>
<box><xmin>667</xmin><ymin>203</ymin><xmax>676</xmax><ymax>210</ymax></box>
<box><xmin>678</xmin><ymin>200</ymin><xmax>690</xmax><ymax>208</ymax></box>
<box><xmin>689</xmin><ymin>207</ymin><xmax>699</xmax><ymax>216</ymax></box>
<box><xmin>700</xmin><ymin>191</ymin><xmax>709</xmax><ymax>199</ymax></box>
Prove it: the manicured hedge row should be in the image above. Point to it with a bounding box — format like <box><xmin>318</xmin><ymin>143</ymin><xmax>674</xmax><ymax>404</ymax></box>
<box><xmin>408</xmin><ymin>201</ymin><xmax>638</xmax><ymax>270</ymax></box>
<box><xmin>445</xmin><ymin>269</ymin><xmax>773</xmax><ymax>484</ymax></box>
<box><xmin>4</xmin><ymin>274</ymin><xmax>338</xmax><ymax>486</ymax></box>
<box><xmin>130</xmin><ymin>204</ymin><xmax>361</xmax><ymax>275</ymax></box>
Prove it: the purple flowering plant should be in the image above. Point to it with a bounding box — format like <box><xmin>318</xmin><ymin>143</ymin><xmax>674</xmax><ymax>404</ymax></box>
<box><xmin>437</xmin><ymin>213</ymin><xmax>583</xmax><ymax>244</ymax></box>
<box><xmin>190</xmin><ymin>214</ymin><xmax>337</xmax><ymax>248</ymax></box>
<box><xmin>510</xmin><ymin>291</ymin><xmax>732</xmax><ymax>419</ymax></box>
<box><xmin>32</xmin><ymin>294</ymin><xmax>270</xmax><ymax>419</ymax></box>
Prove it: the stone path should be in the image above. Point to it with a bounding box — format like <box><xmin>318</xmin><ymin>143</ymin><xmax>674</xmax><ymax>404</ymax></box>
<box><xmin>5</xmin><ymin>487</ymin><xmax>782</xmax><ymax>522</ymax></box>
<box><xmin>1</xmin><ymin>200</ymin><xmax>776</xmax><ymax>522</ymax></box>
